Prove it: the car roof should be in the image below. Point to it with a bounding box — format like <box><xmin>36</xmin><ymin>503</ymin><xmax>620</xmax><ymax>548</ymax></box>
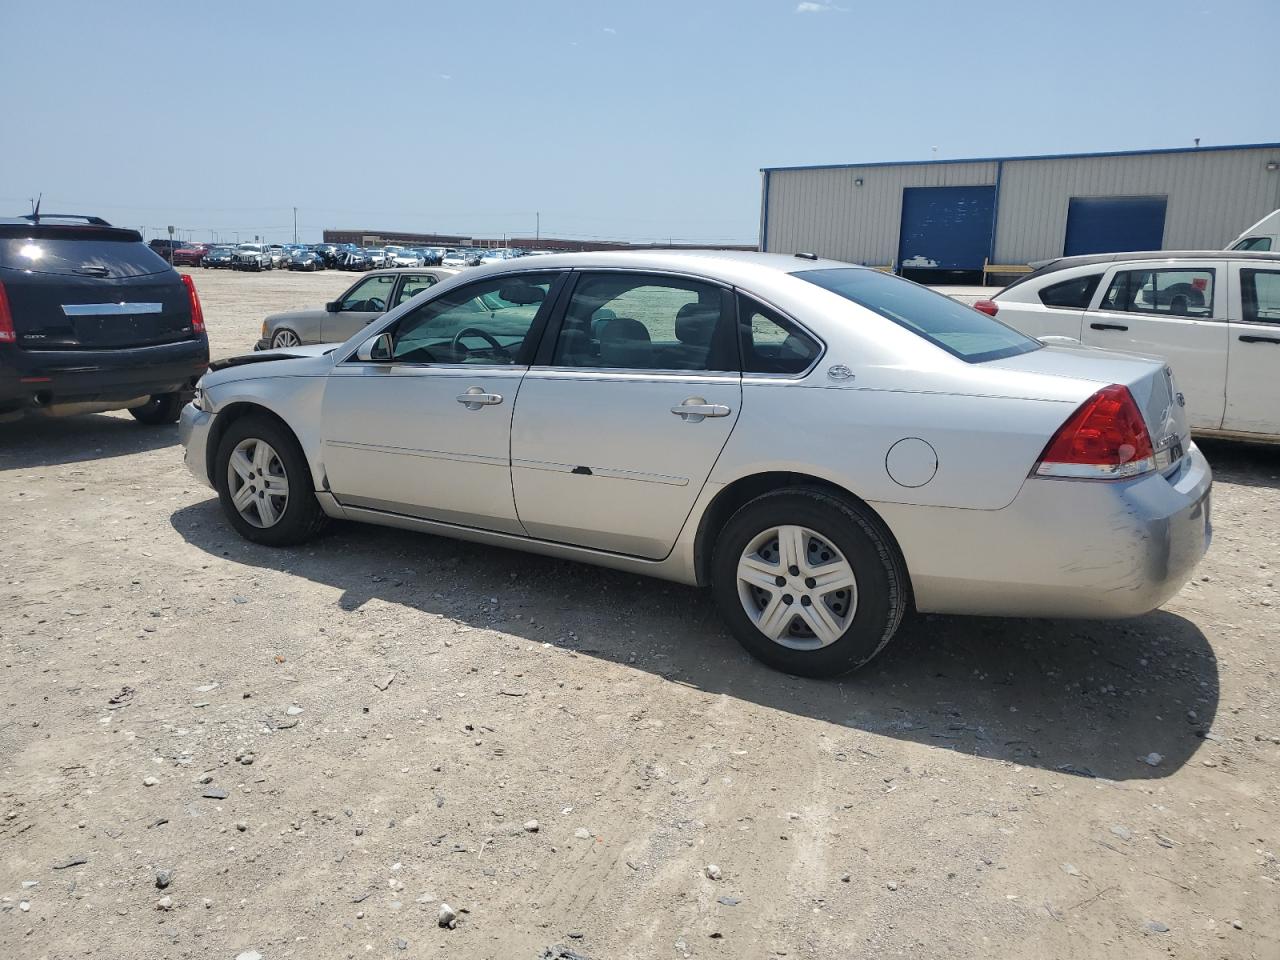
<box><xmin>365</xmin><ymin>266</ymin><xmax>461</xmax><ymax>277</ymax></box>
<box><xmin>443</xmin><ymin>249</ymin><xmax>846</xmax><ymax>276</ymax></box>
<box><xmin>999</xmin><ymin>248</ymin><xmax>1280</xmax><ymax>295</ymax></box>
<box><xmin>1028</xmin><ymin>248</ymin><xmax>1280</xmax><ymax>275</ymax></box>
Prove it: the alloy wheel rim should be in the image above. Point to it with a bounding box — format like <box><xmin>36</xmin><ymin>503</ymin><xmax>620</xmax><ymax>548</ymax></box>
<box><xmin>227</xmin><ymin>438</ymin><xmax>289</xmax><ymax>528</ymax></box>
<box><xmin>736</xmin><ymin>525</ymin><xmax>858</xmax><ymax>650</ymax></box>
<box><xmin>273</xmin><ymin>330</ymin><xmax>300</xmax><ymax>348</ymax></box>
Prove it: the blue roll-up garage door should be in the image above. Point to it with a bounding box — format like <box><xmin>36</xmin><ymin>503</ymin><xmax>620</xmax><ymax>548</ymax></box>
<box><xmin>1063</xmin><ymin>196</ymin><xmax>1167</xmax><ymax>256</ymax></box>
<box><xmin>897</xmin><ymin>185</ymin><xmax>996</xmax><ymax>271</ymax></box>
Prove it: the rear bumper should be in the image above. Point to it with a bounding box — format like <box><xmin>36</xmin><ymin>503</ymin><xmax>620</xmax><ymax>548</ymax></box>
<box><xmin>0</xmin><ymin>338</ymin><xmax>209</xmax><ymax>418</ymax></box>
<box><xmin>179</xmin><ymin>401</ymin><xmax>216</xmax><ymax>488</ymax></box>
<box><xmin>883</xmin><ymin>444</ymin><xmax>1213</xmax><ymax>618</ymax></box>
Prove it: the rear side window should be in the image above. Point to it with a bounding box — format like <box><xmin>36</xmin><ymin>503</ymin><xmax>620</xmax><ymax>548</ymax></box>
<box><xmin>1233</xmin><ymin>237</ymin><xmax>1272</xmax><ymax>251</ymax></box>
<box><xmin>1101</xmin><ymin>268</ymin><xmax>1215</xmax><ymax>318</ymax></box>
<box><xmin>738</xmin><ymin>295</ymin><xmax>821</xmax><ymax>374</ymax></box>
<box><xmin>1039</xmin><ymin>274</ymin><xmax>1101</xmax><ymax>308</ymax></box>
<box><xmin>0</xmin><ymin>235</ymin><xmax>170</xmax><ymax>278</ymax></box>
<box><xmin>1241</xmin><ymin>269</ymin><xmax>1280</xmax><ymax>325</ymax></box>
<box><xmin>794</xmin><ymin>267</ymin><xmax>1040</xmax><ymax>363</ymax></box>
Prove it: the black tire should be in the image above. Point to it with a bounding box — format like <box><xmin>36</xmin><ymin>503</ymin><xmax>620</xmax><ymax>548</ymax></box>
<box><xmin>711</xmin><ymin>488</ymin><xmax>908</xmax><ymax>678</ymax></box>
<box><xmin>214</xmin><ymin>414</ymin><xmax>328</xmax><ymax>546</ymax></box>
<box><xmin>129</xmin><ymin>392</ymin><xmax>185</xmax><ymax>425</ymax></box>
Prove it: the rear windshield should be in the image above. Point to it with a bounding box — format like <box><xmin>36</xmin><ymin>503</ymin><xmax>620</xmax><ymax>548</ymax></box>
<box><xmin>0</xmin><ymin>235</ymin><xmax>171</xmax><ymax>277</ymax></box>
<box><xmin>794</xmin><ymin>268</ymin><xmax>1041</xmax><ymax>363</ymax></box>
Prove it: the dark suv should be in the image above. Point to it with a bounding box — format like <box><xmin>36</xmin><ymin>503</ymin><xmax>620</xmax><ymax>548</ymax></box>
<box><xmin>0</xmin><ymin>215</ymin><xmax>209</xmax><ymax>424</ymax></box>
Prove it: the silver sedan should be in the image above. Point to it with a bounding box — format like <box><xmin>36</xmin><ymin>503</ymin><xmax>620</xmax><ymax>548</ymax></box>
<box><xmin>181</xmin><ymin>252</ymin><xmax>1212</xmax><ymax>677</ymax></box>
<box><xmin>256</xmin><ymin>267</ymin><xmax>458</xmax><ymax>350</ymax></box>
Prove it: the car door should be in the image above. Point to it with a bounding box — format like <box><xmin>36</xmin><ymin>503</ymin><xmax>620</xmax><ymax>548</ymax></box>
<box><xmin>1223</xmin><ymin>262</ymin><xmax>1280</xmax><ymax>436</ymax></box>
<box><xmin>510</xmin><ymin>271</ymin><xmax>742</xmax><ymax>560</ymax></box>
<box><xmin>1081</xmin><ymin>262</ymin><xmax>1228</xmax><ymax>431</ymax></box>
<box><xmin>320</xmin><ymin>270</ymin><xmax>565</xmax><ymax>533</ymax></box>
<box><xmin>323</xmin><ymin>273</ymin><xmax>398</xmax><ymax>341</ymax></box>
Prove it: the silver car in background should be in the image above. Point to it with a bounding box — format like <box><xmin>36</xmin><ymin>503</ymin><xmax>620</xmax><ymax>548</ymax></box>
<box><xmin>181</xmin><ymin>252</ymin><xmax>1211</xmax><ymax>677</ymax></box>
<box><xmin>256</xmin><ymin>267</ymin><xmax>457</xmax><ymax>349</ymax></box>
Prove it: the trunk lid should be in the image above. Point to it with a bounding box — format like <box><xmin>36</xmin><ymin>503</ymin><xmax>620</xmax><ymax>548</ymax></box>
<box><xmin>0</xmin><ymin>228</ymin><xmax>196</xmax><ymax>349</ymax></box>
<box><xmin>986</xmin><ymin>343</ymin><xmax>1190</xmax><ymax>466</ymax></box>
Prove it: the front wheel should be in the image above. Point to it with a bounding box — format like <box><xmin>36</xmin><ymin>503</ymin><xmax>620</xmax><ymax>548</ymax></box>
<box><xmin>214</xmin><ymin>415</ymin><xmax>328</xmax><ymax>546</ymax></box>
<box><xmin>711</xmin><ymin>488</ymin><xmax>907</xmax><ymax>678</ymax></box>
<box><xmin>129</xmin><ymin>392</ymin><xmax>184</xmax><ymax>425</ymax></box>
<box><xmin>270</xmin><ymin>328</ymin><xmax>301</xmax><ymax>349</ymax></box>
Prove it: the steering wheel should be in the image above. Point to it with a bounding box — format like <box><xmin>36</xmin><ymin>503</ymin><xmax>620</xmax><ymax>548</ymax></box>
<box><xmin>451</xmin><ymin>327</ymin><xmax>509</xmax><ymax>360</ymax></box>
<box><xmin>367</xmin><ymin>297</ymin><xmax>386</xmax><ymax>312</ymax></box>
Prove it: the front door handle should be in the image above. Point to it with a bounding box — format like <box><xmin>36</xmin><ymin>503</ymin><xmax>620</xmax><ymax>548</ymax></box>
<box><xmin>671</xmin><ymin>397</ymin><xmax>731</xmax><ymax>423</ymax></box>
<box><xmin>1090</xmin><ymin>322</ymin><xmax>1129</xmax><ymax>332</ymax></box>
<box><xmin>456</xmin><ymin>386</ymin><xmax>503</xmax><ymax>410</ymax></box>
<box><xmin>1239</xmin><ymin>334</ymin><xmax>1280</xmax><ymax>344</ymax></box>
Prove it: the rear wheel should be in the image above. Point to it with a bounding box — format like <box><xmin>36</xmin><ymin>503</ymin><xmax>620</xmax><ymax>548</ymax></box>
<box><xmin>214</xmin><ymin>415</ymin><xmax>327</xmax><ymax>545</ymax></box>
<box><xmin>711</xmin><ymin>488</ymin><xmax>907</xmax><ymax>677</ymax></box>
<box><xmin>129</xmin><ymin>392</ymin><xmax>184</xmax><ymax>425</ymax></box>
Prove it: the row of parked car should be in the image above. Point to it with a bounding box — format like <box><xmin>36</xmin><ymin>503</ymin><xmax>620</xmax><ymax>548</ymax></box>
<box><xmin>150</xmin><ymin>239</ymin><xmax>542</xmax><ymax>274</ymax></box>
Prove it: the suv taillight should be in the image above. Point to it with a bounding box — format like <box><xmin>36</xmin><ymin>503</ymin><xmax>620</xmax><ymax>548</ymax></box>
<box><xmin>181</xmin><ymin>274</ymin><xmax>206</xmax><ymax>334</ymax></box>
<box><xmin>973</xmin><ymin>299</ymin><xmax>999</xmax><ymax>317</ymax></box>
<box><xmin>0</xmin><ymin>281</ymin><xmax>14</xmax><ymax>343</ymax></box>
<box><xmin>1033</xmin><ymin>384</ymin><xmax>1155</xmax><ymax>480</ymax></box>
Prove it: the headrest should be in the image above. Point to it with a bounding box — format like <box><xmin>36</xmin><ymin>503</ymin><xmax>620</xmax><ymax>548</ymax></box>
<box><xmin>675</xmin><ymin>303</ymin><xmax>718</xmax><ymax>344</ymax></box>
<box><xmin>598</xmin><ymin>317</ymin><xmax>650</xmax><ymax>342</ymax></box>
<box><xmin>499</xmin><ymin>282</ymin><xmax>545</xmax><ymax>306</ymax></box>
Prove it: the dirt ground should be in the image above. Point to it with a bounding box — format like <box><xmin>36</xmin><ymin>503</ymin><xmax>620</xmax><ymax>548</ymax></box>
<box><xmin>1</xmin><ymin>267</ymin><xmax>1277</xmax><ymax>960</ymax></box>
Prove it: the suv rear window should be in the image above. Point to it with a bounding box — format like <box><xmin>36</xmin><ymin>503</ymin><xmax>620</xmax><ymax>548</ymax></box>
<box><xmin>0</xmin><ymin>233</ymin><xmax>171</xmax><ymax>278</ymax></box>
<box><xmin>794</xmin><ymin>268</ymin><xmax>1041</xmax><ymax>363</ymax></box>
<box><xmin>1039</xmin><ymin>273</ymin><xmax>1102</xmax><ymax>308</ymax></box>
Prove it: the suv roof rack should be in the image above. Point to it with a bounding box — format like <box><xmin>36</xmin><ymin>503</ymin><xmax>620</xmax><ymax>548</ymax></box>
<box><xmin>20</xmin><ymin>213</ymin><xmax>113</xmax><ymax>226</ymax></box>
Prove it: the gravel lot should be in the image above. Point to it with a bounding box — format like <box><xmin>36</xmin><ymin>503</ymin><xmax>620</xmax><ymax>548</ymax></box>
<box><xmin>2</xmin><ymin>267</ymin><xmax>1277</xmax><ymax>960</ymax></box>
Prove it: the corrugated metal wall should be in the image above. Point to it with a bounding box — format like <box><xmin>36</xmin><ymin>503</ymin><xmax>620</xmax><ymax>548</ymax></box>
<box><xmin>763</xmin><ymin>146</ymin><xmax>1280</xmax><ymax>266</ymax></box>
<box><xmin>763</xmin><ymin>161</ymin><xmax>997</xmax><ymax>264</ymax></box>
<box><xmin>994</xmin><ymin>148</ymin><xmax>1280</xmax><ymax>261</ymax></box>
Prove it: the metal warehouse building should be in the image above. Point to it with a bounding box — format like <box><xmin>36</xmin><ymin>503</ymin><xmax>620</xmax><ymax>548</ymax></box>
<box><xmin>759</xmin><ymin>142</ymin><xmax>1280</xmax><ymax>279</ymax></box>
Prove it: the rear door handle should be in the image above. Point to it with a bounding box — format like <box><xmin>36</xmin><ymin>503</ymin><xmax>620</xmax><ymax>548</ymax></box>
<box><xmin>1090</xmin><ymin>322</ymin><xmax>1129</xmax><ymax>332</ymax></box>
<box><xmin>456</xmin><ymin>387</ymin><xmax>503</xmax><ymax>410</ymax></box>
<box><xmin>1239</xmin><ymin>334</ymin><xmax>1280</xmax><ymax>344</ymax></box>
<box><xmin>671</xmin><ymin>397</ymin><xmax>731</xmax><ymax>423</ymax></box>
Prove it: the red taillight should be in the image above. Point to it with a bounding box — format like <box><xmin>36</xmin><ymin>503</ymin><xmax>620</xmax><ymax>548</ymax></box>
<box><xmin>0</xmin><ymin>281</ymin><xmax>14</xmax><ymax>343</ymax></box>
<box><xmin>973</xmin><ymin>299</ymin><xmax>999</xmax><ymax>317</ymax></box>
<box><xmin>1034</xmin><ymin>384</ymin><xmax>1155</xmax><ymax>480</ymax></box>
<box><xmin>181</xmin><ymin>273</ymin><xmax>206</xmax><ymax>334</ymax></box>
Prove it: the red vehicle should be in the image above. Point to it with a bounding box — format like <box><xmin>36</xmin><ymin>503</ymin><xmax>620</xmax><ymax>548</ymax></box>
<box><xmin>171</xmin><ymin>243</ymin><xmax>209</xmax><ymax>267</ymax></box>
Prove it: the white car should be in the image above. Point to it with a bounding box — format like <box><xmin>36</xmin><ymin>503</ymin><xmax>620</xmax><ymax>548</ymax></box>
<box><xmin>986</xmin><ymin>250</ymin><xmax>1280</xmax><ymax>441</ymax></box>
<box><xmin>180</xmin><ymin>252</ymin><xmax>1210</xmax><ymax>678</ymax></box>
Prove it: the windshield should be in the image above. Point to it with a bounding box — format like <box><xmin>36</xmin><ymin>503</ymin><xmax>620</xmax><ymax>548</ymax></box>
<box><xmin>794</xmin><ymin>268</ymin><xmax>1041</xmax><ymax>363</ymax></box>
<box><xmin>238</xmin><ymin>244</ymin><xmax>262</xmax><ymax>252</ymax></box>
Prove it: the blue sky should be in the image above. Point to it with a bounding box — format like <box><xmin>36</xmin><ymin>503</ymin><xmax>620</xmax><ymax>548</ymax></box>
<box><xmin>1</xmin><ymin>0</ymin><xmax>1273</xmax><ymax>244</ymax></box>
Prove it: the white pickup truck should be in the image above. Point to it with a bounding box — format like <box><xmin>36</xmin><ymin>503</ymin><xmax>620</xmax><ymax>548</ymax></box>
<box><xmin>1229</xmin><ymin>209</ymin><xmax>1279</xmax><ymax>252</ymax></box>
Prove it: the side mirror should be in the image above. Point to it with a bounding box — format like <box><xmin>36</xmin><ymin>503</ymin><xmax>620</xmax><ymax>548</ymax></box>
<box><xmin>325</xmin><ymin>300</ymin><xmax>340</xmax><ymax>313</ymax></box>
<box><xmin>356</xmin><ymin>332</ymin><xmax>393</xmax><ymax>362</ymax></box>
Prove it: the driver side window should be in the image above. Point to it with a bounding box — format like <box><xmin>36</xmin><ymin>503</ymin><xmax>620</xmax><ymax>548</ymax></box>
<box><xmin>341</xmin><ymin>274</ymin><xmax>396</xmax><ymax>312</ymax></box>
<box><xmin>391</xmin><ymin>272</ymin><xmax>561</xmax><ymax>365</ymax></box>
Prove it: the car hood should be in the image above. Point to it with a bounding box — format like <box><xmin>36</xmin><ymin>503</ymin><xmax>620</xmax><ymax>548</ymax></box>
<box><xmin>204</xmin><ymin>344</ymin><xmax>338</xmax><ymax>386</ymax></box>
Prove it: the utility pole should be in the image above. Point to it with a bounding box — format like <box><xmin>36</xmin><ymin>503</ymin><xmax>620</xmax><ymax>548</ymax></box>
<box><xmin>293</xmin><ymin>207</ymin><xmax>298</xmax><ymax>244</ymax></box>
<box><xmin>536</xmin><ymin>212</ymin><xmax>540</xmax><ymax>242</ymax></box>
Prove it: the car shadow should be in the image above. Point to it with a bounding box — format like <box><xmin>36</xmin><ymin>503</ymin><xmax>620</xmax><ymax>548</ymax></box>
<box><xmin>1197</xmin><ymin>437</ymin><xmax>1280</xmax><ymax>490</ymax></box>
<box><xmin>170</xmin><ymin>500</ymin><xmax>1219</xmax><ymax>782</ymax></box>
<box><xmin>0</xmin><ymin>413</ymin><xmax>179</xmax><ymax>470</ymax></box>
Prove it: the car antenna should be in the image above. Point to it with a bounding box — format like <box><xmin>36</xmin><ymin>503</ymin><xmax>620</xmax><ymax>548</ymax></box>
<box><xmin>30</xmin><ymin>192</ymin><xmax>42</xmax><ymax>223</ymax></box>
